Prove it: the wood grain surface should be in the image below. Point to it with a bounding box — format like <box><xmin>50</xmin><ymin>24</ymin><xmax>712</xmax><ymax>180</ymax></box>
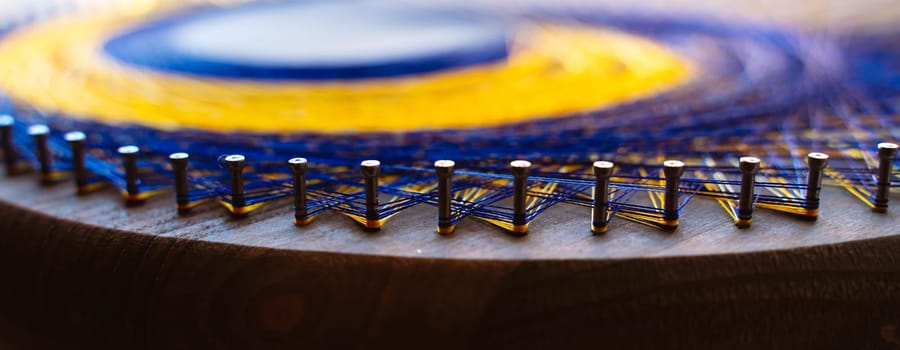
<box><xmin>0</xmin><ymin>168</ymin><xmax>899</xmax><ymax>349</ymax></box>
<box><xmin>1</xmin><ymin>171</ymin><xmax>897</xmax><ymax>259</ymax></box>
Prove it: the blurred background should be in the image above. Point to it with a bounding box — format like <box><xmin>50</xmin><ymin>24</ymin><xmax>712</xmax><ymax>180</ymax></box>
<box><xmin>1</xmin><ymin>0</ymin><xmax>898</xmax><ymax>31</ymax></box>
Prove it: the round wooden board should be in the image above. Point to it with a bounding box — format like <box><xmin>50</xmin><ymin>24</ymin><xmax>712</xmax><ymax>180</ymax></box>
<box><xmin>1</xmin><ymin>170</ymin><xmax>899</xmax><ymax>349</ymax></box>
<box><xmin>2</xmin><ymin>0</ymin><xmax>900</xmax><ymax>347</ymax></box>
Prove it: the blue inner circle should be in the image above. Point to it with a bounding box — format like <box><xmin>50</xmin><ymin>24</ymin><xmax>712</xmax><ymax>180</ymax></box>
<box><xmin>103</xmin><ymin>1</ymin><xmax>510</xmax><ymax>81</ymax></box>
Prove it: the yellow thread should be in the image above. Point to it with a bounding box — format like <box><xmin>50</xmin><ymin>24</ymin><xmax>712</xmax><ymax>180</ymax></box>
<box><xmin>217</xmin><ymin>200</ymin><xmax>266</xmax><ymax>215</ymax></box>
<box><xmin>0</xmin><ymin>14</ymin><xmax>693</xmax><ymax>133</ymax></box>
<box><xmin>615</xmin><ymin>211</ymin><xmax>678</xmax><ymax>230</ymax></box>
<box><xmin>825</xmin><ymin>168</ymin><xmax>876</xmax><ymax>208</ymax></box>
<box><xmin>510</xmin><ymin>223</ymin><xmax>529</xmax><ymax>234</ymax></box>
<box><xmin>716</xmin><ymin>199</ymin><xmax>739</xmax><ymax>222</ymax></box>
<box><xmin>177</xmin><ymin>199</ymin><xmax>209</xmax><ymax>211</ymax></box>
<box><xmin>364</xmin><ymin>219</ymin><xmax>382</xmax><ymax>230</ymax></box>
<box><xmin>294</xmin><ymin>216</ymin><xmax>317</xmax><ymax>226</ymax></box>
<box><xmin>436</xmin><ymin>225</ymin><xmax>456</xmax><ymax>235</ymax></box>
<box><xmin>755</xmin><ymin>202</ymin><xmax>818</xmax><ymax>217</ymax></box>
<box><xmin>663</xmin><ymin>218</ymin><xmax>679</xmax><ymax>228</ymax></box>
<box><xmin>41</xmin><ymin>170</ymin><xmax>71</xmax><ymax>183</ymax></box>
<box><xmin>120</xmin><ymin>188</ymin><xmax>165</xmax><ymax>201</ymax></box>
<box><xmin>77</xmin><ymin>182</ymin><xmax>107</xmax><ymax>195</ymax></box>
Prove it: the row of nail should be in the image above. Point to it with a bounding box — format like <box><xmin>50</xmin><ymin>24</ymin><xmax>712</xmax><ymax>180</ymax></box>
<box><xmin>3</xmin><ymin>115</ymin><xmax>897</xmax><ymax>234</ymax></box>
<box><xmin>164</xmin><ymin>145</ymin><xmax>895</xmax><ymax>234</ymax></box>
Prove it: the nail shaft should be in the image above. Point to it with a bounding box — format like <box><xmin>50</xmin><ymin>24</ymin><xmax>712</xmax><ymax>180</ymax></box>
<box><xmin>289</xmin><ymin>158</ymin><xmax>311</xmax><ymax>225</ymax></box>
<box><xmin>435</xmin><ymin>160</ymin><xmax>455</xmax><ymax>234</ymax></box>
<box><xmin>64</xmin><ymin>131</ymin><xmax>88</xmax><ymax>193</ymax></box>
<box><xmin>736</xmin><ymin>156</ymin><xmax>760</xmax><ymax>228</ymax></box>
<box><xmin>510</xmin><ymin>160</ymin><xmax>531</xmax><ymax>234</ymax></box>
<box><xmin>224</xmin><ymin>154</ymin><xmax>246</xmax><ymax>214</ymax></box>
<box><xmin>28</xmin><ymin>125</ymin><xmax>52</xmax><ymax>184</ymax></box>
<box><xmin>361</xmin><ymin>160</ymin><xmax>381</xmax><ymax>231</ymax></box>
<box><xmin>874</xmin><ymin>143</ymin><xmax>898</xmax><ymax>212</ymax></box>
<box><xmin>169</xmin><ymin>153</ymin><xmax>190</xmax><ymax>213</ymax></box>
<box><xmin>805</xmin><ymin>152</ymin><xmax>829</xmax><ymax>218</ymax></box>
<box><xmin>663</xmin><ymin>160</ymin><xmax>684</xmax><ymax>228</ymax></box>
<box><xmin>592</xmin><ymin>161</ymin><xmax>614</xmax><ymax>234</ymax></box>
<box><xmin>118</xmin><ymin>145</ymin><xmax>141</xmax><ymax>204</ymax></box>
<box><xmin>0</xmin><ymin>115</ymin><xmax>17</xmax><ymax>176</ymax></box>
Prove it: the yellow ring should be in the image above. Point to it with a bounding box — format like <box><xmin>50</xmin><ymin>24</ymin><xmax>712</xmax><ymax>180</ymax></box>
<box><xmin>0</xmin><ymin>11</ymin><xmax>693</xmax><ymax>133</ymax></box>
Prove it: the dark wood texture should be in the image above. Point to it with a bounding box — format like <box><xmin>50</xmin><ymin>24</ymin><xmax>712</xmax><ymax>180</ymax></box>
<box><xmin>0</xmin><ymin>170</ymin><xmax>899</xmax><ymax>349</ymax></box>
<box><xmin>2</xmin><ymin>171</ymin><xmax>899</xmax><ymax>259</ymax></box>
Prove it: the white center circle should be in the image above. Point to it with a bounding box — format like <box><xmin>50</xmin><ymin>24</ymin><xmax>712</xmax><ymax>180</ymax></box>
<box><xmin>166</xmin><ymin>2</ymin><xmax>507</xmax><ymax>67</ymax></box>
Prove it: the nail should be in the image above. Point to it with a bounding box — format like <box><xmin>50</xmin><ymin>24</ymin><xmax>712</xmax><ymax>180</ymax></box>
<box><xmin>874</xmin><ymin>143</ymin><xmax>897</xmax><ymax>213</ymax></box>
<box><xmin>805</xmin><ymin>152</ymin><xmax>829</xmax><ymax>218</ymax></box>
<box><xmin>118</xmin><ymin>145</ymin><xmax>142</xmax><ymax>205</ymax></box>
<box><xmin>169</xmin><ymin>152</ymin><xmax>190</xmax><ymax>213</ymax></box>
<box><xmin>361</xmin><ymin>159</ymin><xmax>381</xmax><ymax>231</ymax></box>
<box><xmin>663</xmin><ymin>160</ymin><xmax>684</xmax><ymax>228</ymax></box>
<box><xmin>27</xmin><ymin>124</ymin><xmax>52</xmax><ymax>185</ymax></box>
<box><xmin>736</xmin><ymin>156</ymin><xmax>760</xmax><ymax>228</ymax></box>
<box><xmin>592</xmin><ymin>161</ymin><xmax>614</xmax><ymax>234</ymax></box>
<box><xmin>64</xmin><ymin>131</ymin><xmax>89</xmax><ymax>194</ymax></box>
<box><xmin>434</xmin><ymin>160</ymin><xmax>455</xmax><ymax>234</ymax></box>
<box><xmin>224</xmin><ymin>154</ymin><xmax>246</xmax><ymax>215</ymax></box>
<box><xmin>0</xmin><ymin>115</ymin><xmax>16</xmax><ymax>176</ymax></box>
<box><xmin>510</xmin><ymin>159</ymin><xmax>531</xmax><ymax>235</ymax></box>
<box><xmin>289</xmin><ymin>157</ymin><xmax>312</xmax><ymax>225</ymax></box>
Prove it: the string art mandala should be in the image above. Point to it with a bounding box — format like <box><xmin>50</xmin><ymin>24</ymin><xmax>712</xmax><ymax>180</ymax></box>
<box><xmin>0</xmin><ymin>0</ymin><xmax>897</xmax><ymax>235</ymax></box>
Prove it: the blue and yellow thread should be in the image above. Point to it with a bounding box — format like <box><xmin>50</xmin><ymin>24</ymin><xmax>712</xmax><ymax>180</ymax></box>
<box><xmin>0</xmin><ymin>12</ymin><xmax>691</xmax><ymax>133</ymax></box>
<box><xmin>0</xmin><ymin>2</ymin><xmax>896</xmax><ymax>234</ymax></box>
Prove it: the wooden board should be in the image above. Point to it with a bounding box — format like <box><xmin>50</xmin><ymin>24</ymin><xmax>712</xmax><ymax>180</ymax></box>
<box><xmin>2</xmin><ymin>171</ymin><xmax>899</xmax><ymax>259</ymax></box>
<box><xmin>0</xmin><ymin>170</ymin><xmax>899</xmax><ymax>349</ymax></box>
<box><xmin>1</xmin><ymin>1</ymin><xmax>900</xmax><ymax>348</ymax></box>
